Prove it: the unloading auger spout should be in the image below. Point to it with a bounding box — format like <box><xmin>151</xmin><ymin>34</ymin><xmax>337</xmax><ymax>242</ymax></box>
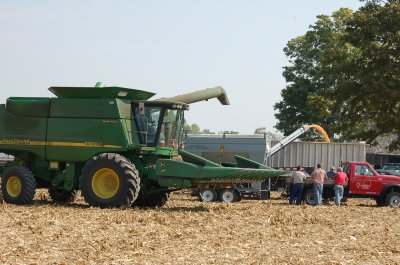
<box><xmin>155</xmin><ymin>86</ymin><xmax>230</xmax><ymax>105</ymax></box>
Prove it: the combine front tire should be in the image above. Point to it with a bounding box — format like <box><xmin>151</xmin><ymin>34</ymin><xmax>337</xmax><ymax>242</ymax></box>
<box><xmin>49</xmin><ymin>189</ymin><xmax>78</xmax><ymax>203</ymax></box>
<box><xmin>385</xmin><ymin>192</ymin><xmax>400</xmax><ymax>208</ymax></box>
<box><xmin>1</xmin><ymin>166</ymin><xmax>36</xmax><ymax>205</ymax></box>
<box><xmin>80</xmin><ymin>153</ymin><xmax>140</xmax><ymax>208</ymax></box>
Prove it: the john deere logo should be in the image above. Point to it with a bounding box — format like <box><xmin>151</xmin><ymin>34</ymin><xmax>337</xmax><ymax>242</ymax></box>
<box><xmin>0</xmin><ymin>139</ymin><xmax>30</xmax><ymax>145</ymax></box>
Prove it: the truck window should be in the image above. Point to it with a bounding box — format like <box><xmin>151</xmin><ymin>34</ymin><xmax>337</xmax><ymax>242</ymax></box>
<box><xmin>383</xmin><ymin>164</ymin><xmax>400</xmax><ymax>170</ymax></box>
<box><xmin>355</xmin><ymin>165</ymin><xmax>374</xmax><ymax>176</ymax></box>
<box><xmin>343</xmin><ymin>163</ymin><xmax>350</xmax><ymax>175</ymax></box>
<box><xmin>158</xmin><ymin>109</ymin><xmax>184</xmax><ymax>147</ymax></box>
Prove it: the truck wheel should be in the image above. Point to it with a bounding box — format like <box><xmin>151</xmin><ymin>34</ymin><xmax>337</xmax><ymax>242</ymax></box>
<box><xmin>133</xmin><ymin>193</ymin><xmax>169</xmax><ymax>208</ymax></box>
<box><xmin>385</xmin><ymin>192</ymin><xmax>400</xmax><ymax>208</ymax></box>
<box><xmin>49</xmin><ymin>189</ymin><xmax>78</xmax><ymax>203</ymax></box>
<box><xmin>1</xmin><ymin>166</ymin><xmax>36</xmax><ymax>205</ymax></box>
<box><xmin>303</xmin><ymin>189</ymin><xmax>317</xmax><ymax>206</ymax></box>
<box><xmin>220</xmin><ymin>189</ymin><xmax>239</xmax><ymax>203</ymax></box>
<box><xmin>200</xmin><ymin>188</ymin><xmax>218</xmax><ymax>202</ymax></box>
<box><xmin>80</xmin><ymin>153</ymin><xmax>140</xmax><ymax>208</ymax></box>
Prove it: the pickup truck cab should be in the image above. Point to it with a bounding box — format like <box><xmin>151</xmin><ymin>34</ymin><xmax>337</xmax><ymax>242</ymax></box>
<box><xmin>376</xmin><ymin>163</ymin><xmax>400</xmax><ymax>176</ymax></box>
<box><xmin>301</xmin><ymin>161</ymin><xmax>400</xmax><ymax>207</ymax></box>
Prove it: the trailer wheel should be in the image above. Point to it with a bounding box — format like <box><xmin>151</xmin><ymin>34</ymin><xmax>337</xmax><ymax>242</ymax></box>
<box><xmin>385</xmin><ymin>192</ymin><xmax>400</xmax><ymax>208</ymax></box>
<box><xmin>133</xmin><ymin>193</ymin><xmax>169</xmax><ymax>208</ymax></box>
<box><xmin>80</xmin><ymin>153</ymin><xmax>140</xmax><ymax>208</ymax></box>
<box><xmin>1</xmin><ymin>166</ymin><xmax>36</xmax><ymax>205</ymax></box>
<box><xmin>303</xmin><ymin>189</ymin><xmax>317</xmax><ymax>206</ymax></box>
<box><xmin>220</xmin><ymin>189</ymin><xmax>239</xmax><ymax>203</ymax></box>
<box><xmin>49</xmin><ymin>189</ymin><xmax>78</xmax><ymax>203</ymax></box>
<box><xmin>200</xmin><ymin>189</ymin><xmax>218</xmax><ymax>202</ymax></box>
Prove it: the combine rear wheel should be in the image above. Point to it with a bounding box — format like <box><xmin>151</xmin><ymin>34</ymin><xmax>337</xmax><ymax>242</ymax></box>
<box><xmin>219</xmin><ymin>189</ymin><xmax>239</xmax><ymax>203</ymax></box>
<box><xmin>1</xmin><ymin>166</ymin><xmax>36</xmax><ymax>205</ymax></box>
<box><xmin>200</xmin><ymin>188</ymin><xmax>218</xmax><ymax>202</ymax></box>
<box><xmin>49</xmin><ymin>189</ymin><xmax>78</xmax><ymax>203</ymax></box>
<box><xmin>80</xmin><ymin>153</ymin><xmax>140</xmax><ymax>208</ymax></box>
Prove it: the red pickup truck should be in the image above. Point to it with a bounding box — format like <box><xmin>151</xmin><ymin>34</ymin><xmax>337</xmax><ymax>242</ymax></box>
<box><xmin>301</xmin><ymin>161</ymin><xmax>400</xmax><ymax>207</ymax></box>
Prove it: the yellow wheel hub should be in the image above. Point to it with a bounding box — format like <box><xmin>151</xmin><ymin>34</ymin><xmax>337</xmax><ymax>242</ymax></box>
<box><xmin>7</xmin><ymin>176</ymin><xmax>22</xmax><ymax>197</ymax></box>
<box><xmin>92</xmin><ymin>168</ymin><xmax>120</xmax><ymax>199</ymax></box>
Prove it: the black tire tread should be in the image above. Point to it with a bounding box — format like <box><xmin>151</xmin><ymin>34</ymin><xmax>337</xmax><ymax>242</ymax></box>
<box><xmin>385</xmin><ymin>191</ymin><xmax>400</xmax><ymax>208</ymax></box>
<box><xmin>79</xmin><ymin>153</ymin><xmax>140</xmax><ymax>208</ymax></box>
<box><xmin>1</xmin><ymin>165</ymin><xmax>36</xmax><ymax>205</ymax></box>
<box><xmin>303</xmin><ymin>189</ymin><xmax>317</xmax><ymax>206</ymax></box>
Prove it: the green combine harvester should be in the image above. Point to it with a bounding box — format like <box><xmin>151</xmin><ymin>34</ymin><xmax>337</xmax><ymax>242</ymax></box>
<box><xmin>0</xmin><ymin>83</ymin><xmax>285</xmax><ymax>207</ymax></box>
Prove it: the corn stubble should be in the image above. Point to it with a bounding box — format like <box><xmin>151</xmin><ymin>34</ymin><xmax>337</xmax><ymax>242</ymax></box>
<box><xmin>0</xmin><ymin>190</ymin><xmax>399</xmax><ymax>265</ymax></box>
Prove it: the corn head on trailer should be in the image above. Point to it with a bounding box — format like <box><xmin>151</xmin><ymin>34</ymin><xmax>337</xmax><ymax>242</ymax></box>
<box><xmin>0</xmin><ymin>84</ymin><xmax>285</xmax><ymax>207</ymax></box>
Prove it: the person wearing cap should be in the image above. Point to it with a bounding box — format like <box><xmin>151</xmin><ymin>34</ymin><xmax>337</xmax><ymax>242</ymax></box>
<box><xmin>311</xmin><ymin>163</ymin><xmax>328</xmax><ymax>206</ymax></box>
<box><xmin>289</xmin><ymin>165</ymin><xmax>307</xmax><ymax>205</ymax></box>
<box><xmin>327</xmin><ymin>166</ymin><xmax>336</xmax><ymax>179</ymax></box>
<box><xmin>334</xmin><ymin>167</ymin><xmax>348</xmax><ymax>206</ymax></box>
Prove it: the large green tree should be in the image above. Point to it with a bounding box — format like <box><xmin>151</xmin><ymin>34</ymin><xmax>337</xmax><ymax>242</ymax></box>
<box><xmin>275</xmin><ymin>1</ymin><xmax>400</xmax><ymax>149</ymax></box>
<box><xmin>274</xmin><ymin>8</ymin><xmax>354</xmax><ymax>140</ymax></box>
<box><xmin>331</xmin><ymin>0</ymin><xmax>400</xmax><ymax>150</ymax></box>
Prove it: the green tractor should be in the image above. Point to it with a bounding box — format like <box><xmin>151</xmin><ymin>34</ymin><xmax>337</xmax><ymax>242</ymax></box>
<box><xmin>0</xmin><ymin>83</ymin><xmax>284</xmax><ymax>208</ymax></box>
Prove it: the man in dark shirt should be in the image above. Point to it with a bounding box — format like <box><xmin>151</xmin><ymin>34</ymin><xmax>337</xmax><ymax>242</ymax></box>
<box><xmin>327</xmin><ymin>166</ymin><xmax>336</xmax><ymax>179</ymax></box>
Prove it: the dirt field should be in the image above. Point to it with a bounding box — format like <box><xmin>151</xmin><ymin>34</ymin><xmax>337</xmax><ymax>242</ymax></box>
<box><xmin>0</xmin><ymin>190</ymin><xmax>399</xmax><ymax>265</ymax></box>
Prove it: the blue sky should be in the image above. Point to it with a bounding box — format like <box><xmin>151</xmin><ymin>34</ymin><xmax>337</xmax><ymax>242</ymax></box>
<box><xmin>0</xmin><ymin>1</ymin><xmax>364</xmax><ymax>134</ymax></box>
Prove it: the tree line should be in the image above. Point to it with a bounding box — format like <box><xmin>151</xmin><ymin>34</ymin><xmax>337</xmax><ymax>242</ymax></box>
<box><xmin>274</xmin><ymin>0</ymin><xmax>400</xmax><ymax>150</ymax></box>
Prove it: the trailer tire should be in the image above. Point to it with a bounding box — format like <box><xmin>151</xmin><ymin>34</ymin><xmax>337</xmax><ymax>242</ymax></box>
<box><xmin>200</xmin><ymin>189</ymin><xmax>218</xmax><ymax>202</ymax></box>
<box><xmin>80</xmin><ymin>153</ymin><xmax>140</xmax><ymax>208</ymax></box>
<box><xmin>49</xmin><ymin>189</ymin><xmax>78</xmax><ymax>203</ymax></box>
<box><xmin>133</xmin><ymin>193</ymin><xmax>169</xmax><ymax>208</ymax></box>
<box><xmin>1</xmin><ymin>166</ymin><xmax>36</xmax><ymax>205</ymax></box>
<box><xmin>385</xmin><ymin>192</ymin><xmax>400</xmax><ymax>208</ymax></box>
<box><xmin>303</xmin><ymin>189</ymin><xmax>317</xmax><ymax>206</ymax></box>
<box><xmin>220</xmin><ymin>188</ymin><xmax>239</xmax><ymax>203</ymax></box>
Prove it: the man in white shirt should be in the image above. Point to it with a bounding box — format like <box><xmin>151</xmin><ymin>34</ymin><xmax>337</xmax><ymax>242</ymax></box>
<box><xmin>289</xmin><ymin>165</ymin><xmax>307</xmax><ymax>205</ymax></box>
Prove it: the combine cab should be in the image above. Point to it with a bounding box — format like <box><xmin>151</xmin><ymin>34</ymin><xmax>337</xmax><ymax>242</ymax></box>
<box><xmin>0</xmin><ymin>83</ymin><xmax>285</xmax><ymax>208</ymax></box>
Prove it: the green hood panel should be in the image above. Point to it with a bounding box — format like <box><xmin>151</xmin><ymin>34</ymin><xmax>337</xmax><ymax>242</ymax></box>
<box><xmin>49</xmin><ymin>86</ymin><xmax>155</xmax><ymax>100</ymax></box>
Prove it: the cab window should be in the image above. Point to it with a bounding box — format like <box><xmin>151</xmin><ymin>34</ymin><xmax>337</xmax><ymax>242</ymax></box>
<box><xmin>355</xmin><ymin>165</ymin><xmax>375</xmax><ymax>176</ymax></box>
<box><xmin>133</xmin><ymin>104</ymin><xmax>162</xmax><ymax>146</ymax></box>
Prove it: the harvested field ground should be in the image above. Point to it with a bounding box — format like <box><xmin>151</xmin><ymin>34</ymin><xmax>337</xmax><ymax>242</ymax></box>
<box><xmin>0</xmin><ymin>190</ymin><xmax>399</xmax><ymax>265</ymax></box>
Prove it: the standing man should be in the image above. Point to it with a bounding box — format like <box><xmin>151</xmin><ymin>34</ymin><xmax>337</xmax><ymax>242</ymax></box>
<box><xmin>289</xmin><ymin>165</ymin><xmax>307</xmax><ymax>205</ymax></box>
<box><xmin>334</xmin><ymin>167</ymin><xmax>348</xmax><ymax>206</ymax></box>
<box><xmin>327</xmin><ymin>166</ymin><xmax>336</xmax><ymax>179</ymax></box>
<box><xmin>311</xmin><ymin>163</ymin><xmax>328</xmax><ymax>206</ymax></box>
